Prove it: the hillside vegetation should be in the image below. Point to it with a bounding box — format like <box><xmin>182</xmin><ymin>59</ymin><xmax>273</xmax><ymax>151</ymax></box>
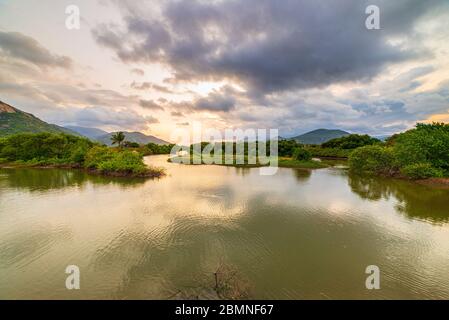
<box><xmin>0</xmin><ymin>101</ymin><xmax>77</xmax><ymax>137</ymax></box>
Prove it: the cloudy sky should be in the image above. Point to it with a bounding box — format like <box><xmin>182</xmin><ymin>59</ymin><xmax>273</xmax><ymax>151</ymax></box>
<box><xmin>0</xmin><ymin>0</ymin><xmax>448</xmax><ymax>140</ymax></box>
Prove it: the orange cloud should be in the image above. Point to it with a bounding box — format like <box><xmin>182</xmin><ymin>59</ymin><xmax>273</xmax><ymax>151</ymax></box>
<box><xmin>424</xmin><ymin>112</ymin><xmax>449</xmax><ymax>123</ymax></box>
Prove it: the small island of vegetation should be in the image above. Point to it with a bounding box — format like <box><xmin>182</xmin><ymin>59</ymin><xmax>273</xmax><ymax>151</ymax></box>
<box><xmin>0</xmin><ymin>132</ymin><xmax>165</xmax><ymax>178</ymax></box>
<box><xmin>169</xmin><ymin>140</ymin><xmax>327</xmax><ymax>169</ymax></box>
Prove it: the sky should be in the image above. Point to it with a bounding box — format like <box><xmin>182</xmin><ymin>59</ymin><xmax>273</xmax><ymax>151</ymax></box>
<box><xmin>0</xmin><ymin>0</ymin><xmax>448</xmax><ymax>140</ymax></box>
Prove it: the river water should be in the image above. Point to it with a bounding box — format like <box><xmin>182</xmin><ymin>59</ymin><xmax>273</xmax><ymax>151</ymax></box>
<box><xmin>0</xmin><ymin>155</ymin><xmax>448</xmax><ymax>299</ymax></box>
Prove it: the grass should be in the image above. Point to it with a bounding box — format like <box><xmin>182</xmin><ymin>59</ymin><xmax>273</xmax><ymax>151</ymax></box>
<box><xmin>278</xmin><ymin>157</ymin><xmax>328</xmax><ymax>169</ymax></box>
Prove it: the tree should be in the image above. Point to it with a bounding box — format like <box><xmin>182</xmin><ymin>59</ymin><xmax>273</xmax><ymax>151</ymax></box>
<box><xmin>111</xmin><ymin>132</ymin><xmax>125</xmax><ymax>148</ymax></box>
<box><xmin>322</xmin><ymin>134</ymin><xmax>380</xmax><ymax>149</ymax></box>
<box><xmin>293</xmin><ymin>147</ymin><xmax>312</xmax><ymax>161</ymax></box>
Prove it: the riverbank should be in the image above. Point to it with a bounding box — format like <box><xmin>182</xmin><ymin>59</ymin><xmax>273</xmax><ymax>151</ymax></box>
<box><xmin>0</xmin><ymin>161</ymin><xmax>165</xmax><ymax>178</ymax></box>
<box><xmin>415</xmin><ymin>178</ymin><xmax>449</xmax><ymax>189</ymax></box>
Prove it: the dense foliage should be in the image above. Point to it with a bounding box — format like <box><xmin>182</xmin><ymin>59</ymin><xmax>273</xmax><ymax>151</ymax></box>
<box><xmin>187</xmin><ymin>140</ymin><xmax>302</xmax><ymax>158</ymax></box>
<box><xmin>292</xmin><ymin>147</ymin><xmax>312</xmax><ymax>161</ymax></box>
<box><xmin>322</xmin><ymin>134</ymin><xmax>380</xmax><ymax>149</ymax></box>
<box><xmin>349</xmin><ymin>123</ymin><xmax>449</xmax><ymax>179</ymax></box>
<box><xmin>146</xmin><ymin>142</ymin><xmax>175</xmax><ymax>155</ymax></box>
<box><xmin>0</xmin><ymin>133</ymin><xmax>163</xmax><ymax>177</ymax></box>
<box><xmin>349</xmin><ymin>145</ymin><xmax>397</xmax><ymax>176</ymax></box>
<box><xmin>84</xmin><ymin>146</ymin><xmax>154</xmax><ymax>176</ymax></box>
<box><xmin>0</xmin><ymin>133</ymin><xmax>93</xmax><ymax>165</ymax></box>
<box><xmin>278</xmin><ymin>140</ymin><xmax>303</xmax><ymax>157</ymax></box>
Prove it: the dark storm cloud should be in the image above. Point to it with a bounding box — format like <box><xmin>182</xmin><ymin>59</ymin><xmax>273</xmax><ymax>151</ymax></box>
<box><xmin>195</xmin><ymin>93</ymin><xmax>236</xmax><ymax>112</ymax></box>
<box><xmin>93</xmin><ymin>0</ymin><xmax>446</xmax><ymax>94</ymax></box>
<box><xmin>0</xmin><ymin>31</ymin><xmax>72</xmax><ymax>69</ymax></box>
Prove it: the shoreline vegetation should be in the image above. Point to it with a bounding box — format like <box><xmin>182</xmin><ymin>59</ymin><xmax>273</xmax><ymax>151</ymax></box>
<box><xmin>348</xmin><ymin>123</ymin><xmax>449</xmax><ymax>181</ymax></box>
<box><xmin>167</xmin><ymin>123</ymin><xmax>449</xmax><ymax>186</ymax></box>
<box><xmin>168</xmin><ymin>155</ymin><xmax>328</xmax><ymax>169</ymax></box>
<box><xmin>168</xmin><ymin>140</ymin><xmax>329</xmax><ymax>169</ymax></box>
<box><xmin>0</xmin><ymin>132</ymin><xmax>165</xmax><ymax>178</ymax></box>
<box><xmin>1</xmin><ymin>122</ymin><xmax>448</xmax><ymax>184</ymax></box>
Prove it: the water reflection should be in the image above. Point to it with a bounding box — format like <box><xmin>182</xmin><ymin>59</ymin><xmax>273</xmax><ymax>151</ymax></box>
<box><xmin>292</xmin><ymin>168</ymin><xmax>312</xmax><ymax>182</ymax></box>
<box><xmin>348</xmin><ymin>174</ymin><xmax>449</xmax><ymax>223</ymax></box>
<box><xmin>0</xmin><ymin>168</ymin><xmax>147</xmax><ymax>192</ymax></box>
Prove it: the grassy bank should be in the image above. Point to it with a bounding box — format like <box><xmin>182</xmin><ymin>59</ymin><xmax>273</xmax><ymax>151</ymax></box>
<box><xmin>278</xmin><ymin>157</ymin><xmax>328</xmax><ymax>169</ymax></box>
<box><xmin>0</xmin><ymin>133</ymin><xmax>165</xmax><ymax>178</ymax></box>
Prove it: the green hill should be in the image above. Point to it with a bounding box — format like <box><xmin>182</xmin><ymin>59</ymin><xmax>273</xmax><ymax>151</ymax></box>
<box><xmin>0</xmin><ymin>101</ymin><xmax>77</xmax><ymax>137</ymax></box>
<box><xmin>292</xmin><ymin>129</ymin><xmax>350</xmax><ymax>145</ymax></box>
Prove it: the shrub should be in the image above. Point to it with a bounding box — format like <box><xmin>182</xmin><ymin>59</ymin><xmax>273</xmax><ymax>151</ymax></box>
<box><xmin>293</xmin><ymin>147</ymin><xmax>312</xmax><ymax>161</ymax></box>
<box><xmin>305</xmin><ymin>146</ymin><xmax>352</xmax><ymax>158</ymax></box>
<box><xmin>84</xmin><ymin>146</ymin><xmax>115</xmax><ymax>169</ymax></box>
<box><xmin>277</xmin><ymin>140</ymin><xmax>303</xmax><ymax>157</ymax></box>
<box><xmin>84</xmin><ymin>146</ymin><xmax>154</xmax><ymax>176</ymax></box>
<box><xmin>97</xmin><ymin>151</ymin><xmax>148</xmax><ymax>175</ymax></box>
<box><xmin>393</xmin><ymin>122</ymin><xmax>449</xmax><ymax>171</ymax></box>
<box><xmin>400</xmin><ymin>163</ymin><xmax>444</xmax><ymax>180</ymax></box>
<box><xmin>349</xmin><ymin>145</ymin><xmax>398</xmax><ymax>176</ymax></box>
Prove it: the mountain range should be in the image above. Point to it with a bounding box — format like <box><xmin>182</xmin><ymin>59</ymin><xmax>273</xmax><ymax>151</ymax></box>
<box><xmin>0</xmin><ymin>101</ymin><xmax>170</xmax><ymax>145</ymax></box>
<box><xmin>92</xmin><ymin>130</ymin><xmax>170</xmax><ymax>146</ymax></box>
<box><xmin>291</xmin><ymin>129</ymin><xmax>350</xmax><ymax>144</ymax></box>
<box><xmin>64</xmin><ymin>126</ymin><xmax>170</xmax><ymax>145</ymax></box>
<box><xmin>1</xmin><ymin>101</ymin><xmax>372</xmax><ymax>146</ymax></box>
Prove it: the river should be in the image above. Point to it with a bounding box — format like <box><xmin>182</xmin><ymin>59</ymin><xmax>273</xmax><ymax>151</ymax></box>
<box><xmin>0</xmin><ymin>155</ymin><xmax>448</xmax><ymax>299</ymax></box>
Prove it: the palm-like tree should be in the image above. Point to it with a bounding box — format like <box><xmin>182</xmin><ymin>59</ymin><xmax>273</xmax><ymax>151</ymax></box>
<box><xmin>111</xmin><ymin>131</ymin><xmax>125</xmax><ymax>148</ymax></box>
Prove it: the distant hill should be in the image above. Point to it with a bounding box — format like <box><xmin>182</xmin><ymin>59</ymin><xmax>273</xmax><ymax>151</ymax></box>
<box><xmin>96</xmin><ymin>131</ymin><xmax>171</xmax><ymax>146</ymax></box>
<box><xmin>65</xmin><ymin>126</ymin><xmax>108</xmax><ymax>140</ymax></box>
<box><xmin>373</xmin><ymin>135</ymin><xmax>390</xmax><ymax>142</ymax></box>
<box><xmin>291</xmin><ymin>129</ymin><xmax>350</xmax><ymax>145</ymax></box>
<box><xmin>0</xmin><ymin>101</ymin><xmax>78</xmax><ymax>137</ymax></box>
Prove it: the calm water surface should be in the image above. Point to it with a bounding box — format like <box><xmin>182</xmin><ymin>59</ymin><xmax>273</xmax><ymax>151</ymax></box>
<box><xmin>1</xmin><ymin>155</ymin><xmax>449</xmax><ymax>299</ymax></box>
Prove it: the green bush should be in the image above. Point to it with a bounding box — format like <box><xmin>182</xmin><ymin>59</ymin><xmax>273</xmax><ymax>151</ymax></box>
<box><xmin>400</xmin><ymin>163</ymin><xmax>444</xmax><ymax>180</ymax></box>
<box><xmin>348</xmin><ymin>123</ymin><xmax>449</xmax><ymax>179</ymax></box>
<box><xmin>97</xmin><ymin>151</ymin><xmax>148</xmax><ymax>175</ymax></box>
<box><xmin>349</xmin><ymin>145</ymin><xmax>398</xmax><ymax>176</ymax></box>
<box><xmin>393</xmin><ymin>123</ymin><xmax>449</xmax><ymax>171</ymax></box>
<box><xmin>84</xmin><ymin>146</ymin><xmax>115</xmax><ymax>169</ymax></box>
<box><xmin>293</xmin><ymin>147</ymin><xmax>312</xmax><ymax>161</ymax></box>
<box><xmin>146</xmin><ymin>143</ymin><xmax>175</xmax><ymax>155</ymax></box>
<box><xmin>84</xmin><ymin>146</ymin><xmax>152</xmax><ymax>176</ymax></box>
